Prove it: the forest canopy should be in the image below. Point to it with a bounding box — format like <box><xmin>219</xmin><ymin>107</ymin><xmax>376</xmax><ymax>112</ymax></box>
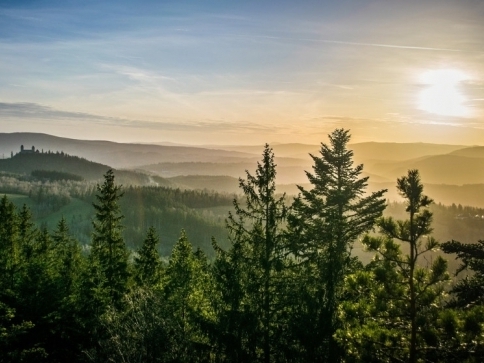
<box><xmin>1</xmin><ymin>129</ymin><xmax>483</xmax><ymax>363</ymax></box>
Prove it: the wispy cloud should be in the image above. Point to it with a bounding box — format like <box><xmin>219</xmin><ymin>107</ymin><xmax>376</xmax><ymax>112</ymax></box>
<box><xmin>0</xmin><ymin>102</ymin><xmax>272</xmax><ymax>133</ymax></box>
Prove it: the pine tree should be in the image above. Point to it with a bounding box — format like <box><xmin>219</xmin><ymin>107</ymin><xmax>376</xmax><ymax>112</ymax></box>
<box><xmin>352</xmin><ymin>169</ymin><xmax>449</xmax><ymax>363</ymax></box>
<box><xmin>287</xmin><ymin>129</ymin><xmax>387</xmax><ymax>362</ymax></box>
<box><xmin>134</xmin><ymin>226</ymin><xmax>162</xmax><ymax>287</ymax></box>
<box><xmin>212</xmin><ymin>235</ymin><xmax>254</xmax><ymax>363</ymax></box>
<box><xmin>0</xmin><ymin>195</ymin><xmax>19</xmax><ymax>291</ymax></box>
<box><xmin>164</xmin><ymin>230</ymin><xmax>213</xmax><ymax>362</ymax></box>
<box><xmin>49</xmin><ymin>217</ymin><xmax>83</xmax><ymax>362</ymax></box>
<box><xmin>439</xmin><ymin>239</ymin><xmax>484</xmax><ymax>360</ymax></box>
<box><xmin>441</xmin><ymin>239</ymin><xmax>484</xmax><ymax>307</ymax></box>
<box><xmin>0</xmin><ymin>196</ymin><xmax>36</xmax><ymax>361</ymax></box>
<box><xmin>18</xmin><ymin>204</ymin><xmax>35</xmax><ymax>249</ymax></box>
<box><xmin>52</xmin><ymin>217</ymin><xmax>81</xmax><ymax>295</ymax></box>
<box><xmin>76</xmin><ymin>170</ymin><xmax>129</xmax><ymax>360</ymax></box>
<box><xmin>214</xmin><ymin>144</ymin><xmax>288</xmax><ymax>363</ymax></box>
<box><xmin>90</xmin><ymin>169</ymin><xmax>129</xmax><ymax>305</ymax></box>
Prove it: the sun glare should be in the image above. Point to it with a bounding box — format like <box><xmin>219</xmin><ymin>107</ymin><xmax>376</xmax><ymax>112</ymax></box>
<box><xmin>418</xmin><ymin>69</ymin><xmax>471</xmax><ymax>117</ymax></box>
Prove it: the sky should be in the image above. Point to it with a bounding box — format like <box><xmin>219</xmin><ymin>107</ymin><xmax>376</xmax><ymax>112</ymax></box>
<box><xmin>0</xmin><ymin>0</ymin><xmax>483</xmax><ymax>145</ymax></box>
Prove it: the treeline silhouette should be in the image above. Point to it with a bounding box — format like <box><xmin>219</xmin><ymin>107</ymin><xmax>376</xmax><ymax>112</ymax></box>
<box><xmin>31</xmin><ymin>170</ymin><xmax>84</xmax><ymax>182</ymax></box>
<box><xmin>1</xmin><ymin>129</ymin><xmax>483</xmax><ymax>363</ymax></box>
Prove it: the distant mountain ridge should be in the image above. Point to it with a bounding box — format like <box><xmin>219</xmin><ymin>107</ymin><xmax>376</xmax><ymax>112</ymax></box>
<box><xmin>2</xmin><ymin>132</ymin><xmax>484</xmax><ymax>206</ymax></box>
<box><xmin>1</xmin><ymin>133</ymin><xmax>471</xmax><ymax>169</ymax></box>
<box><xmin>366</xmin><ymin>154</ymin><xmax>484</xmax><ymax>185</ymax></box>
<box><xmin>0</xmin><ymin>132</ymin><xmax>257</xmax><ymax>168</ymax></box>
<box><xmin>449</xmin><ymin>146</ymin><xmax>484</xmax><ymax>159</ymax></box>
<box><xmin>212</xmin><ymin>141</ymin><xmax>469</xmax><ymax>161</ymax></box>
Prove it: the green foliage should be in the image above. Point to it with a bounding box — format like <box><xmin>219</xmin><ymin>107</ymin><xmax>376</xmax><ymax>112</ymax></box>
<box><xmin>119</xmin><ymin>185</ymin><xmax>231</xmax><ymax>254</ymax></box>
<box><xmin>134</xmin><ymin>226</ymin><xmax>163</xmax><ymax>287</ymax></box>
<box><xmin>0</xmin><ymin>151</ymin><xmax>109</xmax><ymax>181</ymax></box>
<box><xmin>2</xmin><ymin>130</ymin><xmax>483</xmax><ymax>362</ymax></box>
<box><xmin>163</xmin><ymin>230</ymin><xmax>214</xmax><ymax>362</ymax></box>
<box><xmin>0</xmin><ymin>172</ymin><xmax>232</xmax><ymax>254</ymax></box>
<box><xmin>442</xmin><ymin>239</ymin><xmax>484</xmax><ymax>306</ymax></box>
<box><xmin>0</xmin><ymin>195</ymin><xmax>20</xmax><ymax>291</ymax></box>
<box><xmin>31</xmin><ymin>170</ymin><xmax>84</xmax><ymax>182</ymax></box>
<box><xmin>287</xmin><ymin>129</ymin><xmax>387</xmax><ymax>362</ymax></box>
<box><xmin>90</xmin><ymin>169</ymin><xmax>129</xmax><ymax>306</ymax></box>
<box><xmin>95</xmin><ymin>287</ymin><xmax>180</xmax><ymax>363</ymax></box>
<box><xmin>439</xmin><ymin>239</ymin><xmax>484</xmax><ymax>361</ymax></box>
<box><xmin>212</xmin><ymin>236</ymin><xmax>256</xmax><ymax>363</ymax></box>
<box><xmin>213</xmin><ymin>144</ymin><xmax>291</xmax><ymax>363</ymax></box>
<box><xmin>339</xmin><ymin>170</ymin><xmax>450</xmax><ymax>363</ymax></box>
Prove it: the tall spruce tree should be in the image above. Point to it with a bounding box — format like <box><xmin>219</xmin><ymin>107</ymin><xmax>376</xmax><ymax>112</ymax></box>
<box><xmin>134</xmin><ymin>226</ymin><xmax>162</xmax><ymax>287</ymax></box>
<box><xmin>77</xmin><ymin>170</ymin><xmax>129</xmax><ymax>360</ymax></box>
<box><xmin>18</xmin><ymin>204</ymin><xmax>36</xmax><ymax>254</ymax></box>
<box><xmin>214</xmin><ymin>144</ymin><xmax>288</xmax><ymax>363</ymax></box>
<box><xmin>90</xmin><ymin>169</ymin><xmax>129</xmax><ymax>305</ymax></box>
<box><xmin>287</xmin><ymin>129</ymin><xmax>387</xmax><ymax>362</ymax></box>
<box><xmin>0</xmin><ymin>195</ymin><xmax>19</xmax><ymax>291</ymax></box>
<box><xmin>49</xmin><ymin>217</ymin><xmax>83</xmax><ymax>362</ymax></box>
<box><xmin>52</xmin><ymin>217</ymin><xmax>81</xmax><ymax>292</ymax></box>
<box><xmin>164</xmin><ymin>230</ymin><xmax>213</xmax><ymax>362</ymax></box>
<box><xmin>212</xmin><ymin>234</ymin><xmax>255</xmax><ymax>363</ymax></box>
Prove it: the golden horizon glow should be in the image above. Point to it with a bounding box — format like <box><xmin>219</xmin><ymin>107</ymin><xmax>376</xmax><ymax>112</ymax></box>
<box><xmin>418</xmin><ymin>69</ymin><xmax>471</xmax><ymax>118</ymax></box>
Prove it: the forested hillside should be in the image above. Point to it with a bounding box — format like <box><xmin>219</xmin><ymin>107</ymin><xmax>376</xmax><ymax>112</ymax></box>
<box><xmin>0</xmin><ymin>173</ymin><xmax>233</xmax><ymax>254</ymax></box>
<box><xmin>0</xmin><ymin>151</ymin><xmax>108</xmax><ymax>180</ymax></box>
<box><xmin>1</xmin><ymin>130</ymin><xmax>483</xmax><ymax>363</ymax></box>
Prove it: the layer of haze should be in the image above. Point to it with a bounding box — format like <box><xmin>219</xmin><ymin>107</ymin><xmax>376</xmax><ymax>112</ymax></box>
<box><xmin>1</xmin><ymin>0</ymin><xmax>483</xmax><ymax>145</ymax></box>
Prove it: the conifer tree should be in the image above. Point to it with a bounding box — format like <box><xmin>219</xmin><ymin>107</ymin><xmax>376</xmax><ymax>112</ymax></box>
<box><xmin>52</xmin><ymin>217</ymin><xmax>81</xmax><ymax>295</ymax></box>
<box><xmin>0</xmin><ymin>195</ymin><xmax>19</xmax><ymax>291</ymax></box>
<box><xmin>77</xmin><ymin>170</ymin><xmax>129</xmax><ymax>360</ymax></box>
<box><xmin>214</xmin><ymin>144</ymin><xmax>288</xmax><ymax>363</ymax></box>
<box><xmin>287</xmin><ymin>129</ymin><xmax>387</xmax><ymax>362</ymax></box>
<box><xmin>441</xmin><ymin>239</ymin><xmax>484</xmax><ymax>307</ymax></box>
<box><xmin>212</xmin><ymin>234</ymin><xmax>254</xmax><ymax>363</ymax></box>
<box><xmin>340</xmin><ymin>170</ymin><xmax>449</xmax><ymax>363</ymax></box>
<box><xmin>90</xmin><ymin>169</ymin><xmax>129</xmax><ymax>305</ymax></box>
<box><xmin>134</xmin><ymin>226</ymin><xmax>162</xmax><ymax>287</ymax></box>
<box><xmin>18</xmin><ymin>204</ymin><xmax>35</xmax><ymax>249</ymax></box>
<box><xmin>49</xmin><ymin>217</ymin><xmax>83</xmax><ymax>362</ymax></box>
<box><xmin>164</xmin><ymin>230</ymin><xmax>213</xmax><ymax>362</ymax></box>
<box><xmin>439</xmin><ymin>238</ymin><xmax>484</xmax><ymax>360</ymax></box>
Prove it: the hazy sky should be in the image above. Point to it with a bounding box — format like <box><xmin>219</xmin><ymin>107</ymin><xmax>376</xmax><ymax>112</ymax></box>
<box><xmin>1</xmin><ymin>0</ymin><xmax>483</xmax><ymax>145</ymax></box>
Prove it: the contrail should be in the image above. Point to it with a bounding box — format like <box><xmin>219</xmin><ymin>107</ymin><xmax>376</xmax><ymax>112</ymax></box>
<box><xmin>315</xmin><ymin>39</ymin><xmax>461</xmax><ymax>52</ymax></box>
<box><xmin>250</xmin><ymin>35</ymin><xmax>462</xmax><ymax>52</ymax></box>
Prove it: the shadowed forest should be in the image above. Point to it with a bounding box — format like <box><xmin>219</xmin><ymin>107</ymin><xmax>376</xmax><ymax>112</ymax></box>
<box><xmin>1</xmin><ymin>129</ymin><xmax>484</xmax><ymax>363</ymax></box>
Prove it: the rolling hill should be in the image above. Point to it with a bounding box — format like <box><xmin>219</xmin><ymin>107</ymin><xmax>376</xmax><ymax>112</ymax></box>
<box><xmin>0</xmin><ymin>132</ymin><xmax>257</xmax><ymax>169</ymax></box>
<box><xmin>0</xmin><ymin>149</ymin><xmax>172</xmax><ymax>187</ymax></box>
<box><xmin>138</xmin><ymin>162</ymin><xmax>310</xmax><ymax>184</ymax></box>
<box><xmin>2</xmin><ymin>132</ymin><xmax>484</xmax><ymax>206</ymax></box>
<box><xmin>449</xmin><ymin>146</ymin><xmax>484</xmax><ymax>159</ymax></box>
<box><xmin>350</xmin><ymin>142</ymin><xmax>468</xmax><ymax>162</ymax></box>
<box><xmin>216</xmin><ymin>142</ymin><xmax>468</xmax><ymax>161</ymax></box>
<box><xmin>0</xmin><ymin>151</ymin><xmax>110</xmax><ymax>180</ymax></box>
<box><xmin>168</xmin><ymin>175</ymin><xmax>240</xmax><ymax>194</ymax></box>
<box><xmin>366</xmin><ymin>154</ymin><xmax>484</xmax><ymax>185</ymax></box>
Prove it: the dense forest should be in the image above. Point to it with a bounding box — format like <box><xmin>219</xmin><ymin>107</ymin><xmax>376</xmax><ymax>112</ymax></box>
<box><xmin>1</xmin><ymin>129</ymin><xmax>484</xmax><ymax>363</ymax></box>
<box><xmin>0</xmin><ymin>171</ymin><xmax>233</xmax><ymax>253</ymax></box>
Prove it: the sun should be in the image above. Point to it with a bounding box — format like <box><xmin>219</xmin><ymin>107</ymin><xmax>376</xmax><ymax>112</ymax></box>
<box><xmin>418</xmin><ymin>69</ymin><xmax>470</xmax><ymax>117</ymax></box>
